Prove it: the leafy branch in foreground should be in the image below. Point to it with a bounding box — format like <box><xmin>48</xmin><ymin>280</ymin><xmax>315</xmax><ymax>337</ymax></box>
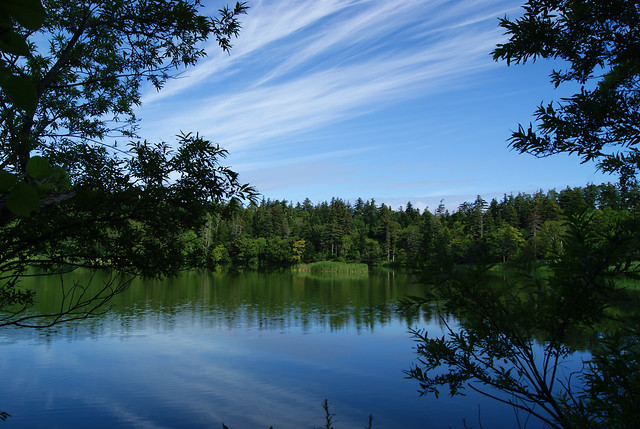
<box><xmin>1</xmin><ymin>132</ymin><xmax>257</xmax><ymax>328</ymax></box>
<box><xmin>1</xmin><ymin>0</ymin><xmax>255</xmax><ymax>328</ymax></box>
<box><xmin>405</xmin><ymin>213</ymin><xmax>640</xmax><ymax>428</ymax></box>
<box><xmin>493</xmin><ymin>0</ymin><xmax>640</xmax><ymax>188</ymax></box>
<box><xmin>1</xmin><ymin>271</ymin><xmax>132</xmax><ymax>329</ymax></box>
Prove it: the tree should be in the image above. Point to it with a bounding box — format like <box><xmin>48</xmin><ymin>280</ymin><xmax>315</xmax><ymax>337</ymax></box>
<box><xmin>486</xmin><ymin>224</ymin><xmax>525</xmax><ymax>262</ymax></box>
<box><xmin>493</xmin><ymin>0</ymin><xmax>640</xmax><ymax>188</ymax></box>
<box><xmin>406</xmin><ymin>1</ymin><xmax>640</xmax><ymax>426</ymax></box>
<box><xmin>291</xmin><ymin>239</ymin><xmax>305</xmax><ymax>263</ymax></box>
<box><xmin>0</xmin><ymin>0</ymin><xmax>46</xmax><ymax>114</ymax></box>
<box><xmin>536</xmin><ymin>219</ymin><xmax>567</xmax><ymax>259</ymax></box>
<box><xmin>407</xmin><ymin>214</ymin><xmax>639</xmax><ymax>428</ymax></box>
<box><xmin>1</xmin><ymin>0</ymin><xmax>255</xmax><ymax>328</ymax></box>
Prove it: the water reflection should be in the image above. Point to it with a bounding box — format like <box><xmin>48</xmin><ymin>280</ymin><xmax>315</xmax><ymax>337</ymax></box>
<box><xmin>0</xmin><ymin>270</ymin><xmax>527</xmax><ymax>428</ymax></box>
<box><xmin>7</xmin><ymin>270</ymin><xmax>428</xmax><ymax>340</ymax></box>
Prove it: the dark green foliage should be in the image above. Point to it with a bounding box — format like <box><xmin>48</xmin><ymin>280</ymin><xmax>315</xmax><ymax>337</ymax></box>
<box><xmin>0</xmin><ymin>133</ymin><xmax>256</xmax><ymax>327</ymax></box>
<box><xmin>0</xmin><ymin>0</ymin><xmax>46</xmax><ymax>113</ymax></box>
<box><xmin>292</xmin><ymin>261</ymin><xmax>368</xmax><ymax>274</ymax></box>
<box><xmin>405</xmin><ymin>212</ymin><xmax>639</xmax><ymax>428</ymax></box>
<box><xmin>2</xmin><ymin>0</ymin><xmax>248</xmax><ymax>171</ymax></box>
<box><xmin>493</xmin><ymin>0</ymin><xmax>640</xmax><ymax>187</ymax></box>
<box><xmin>579</xmin><ymin>332</ymin><xmax>640</xmax><ymax>428</ymax></box>
<box><xmin>403</xmin><ymin>3</ymin><xmax>640</xmax><ymax>426</ymax></box>
<box><xmin>206</xmin><ymin>184</ymin><xmax>637</xmax><ymax>271</ymax></box>
<box><xmin>0</xmin><ymin>1</ymin><xmax>255</xmax><ymax>327</ymax></box>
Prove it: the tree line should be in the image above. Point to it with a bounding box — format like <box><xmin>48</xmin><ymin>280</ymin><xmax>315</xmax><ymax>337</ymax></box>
<box><xmin>2</xmin><ymin>0</ymin><xmax>639</xmax><ymax>426</ymax></box>
<box><xmin>196</xmin><ymin>182</ymin><xmax>639</xmax><ymax>269</ymax></box>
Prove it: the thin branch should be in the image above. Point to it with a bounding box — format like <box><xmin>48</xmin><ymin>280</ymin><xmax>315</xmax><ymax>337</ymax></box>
<box><xmin>0</xmin><ymin>272</ymin><xmax>132</xmax><ymax>328</ymax></box>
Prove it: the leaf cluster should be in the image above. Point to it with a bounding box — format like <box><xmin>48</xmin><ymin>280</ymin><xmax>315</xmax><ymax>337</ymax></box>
<box><xmin>0</xmin><ymin>155</ymin><xmax>69</xmax><ymax>217</ymax></box>
<box><xmin>0</xmin><ymin>0</ymin><xmax>248</xmax><ymax>173</ymax></box>
<box><xmin>0</xmin><ymin>1</ymin><xmax>254</xmax><ymax>328</ymax></box>
<box><xmin>493</xmin><ymin>0</ymin><xmax>640</xmax><ymax>187</ymax></box>
<box><xmin>578</xmin><ymin>332</ymin><xmax>640</xmax><ymax>428</ymax></box>
<box><xmin>0</xmin><ymin>132</ymin><xmax>255</xmax><ymax>328</ymax></box>
<box><xmin>406</xmin><ymin>211</ymin><xmax>640</xmax><ymax>427</ymax></box>
<box><xmin>0</xmin><ymin>0</ymin><xmax>46</xmax><ymax>112</ymax></box>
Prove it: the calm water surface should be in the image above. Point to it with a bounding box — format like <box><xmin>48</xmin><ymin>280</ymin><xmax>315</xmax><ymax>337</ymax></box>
<box><xmin>0</xmin><ymin>270</ymin><xmax>534</xmax><ymax>428</ymax></box>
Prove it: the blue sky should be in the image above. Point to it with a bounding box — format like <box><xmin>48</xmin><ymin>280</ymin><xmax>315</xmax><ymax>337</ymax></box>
<box><xmin>136</xmin><ymin>0</ymin><xmax>609</xmax><ymax>212</ymax></box>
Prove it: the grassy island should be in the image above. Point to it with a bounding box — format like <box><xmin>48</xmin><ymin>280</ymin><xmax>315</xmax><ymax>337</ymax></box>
<box><xmin>291</xmin><ymin>261</ymin><xmax>369</xmax><ymax>274</ymax></box>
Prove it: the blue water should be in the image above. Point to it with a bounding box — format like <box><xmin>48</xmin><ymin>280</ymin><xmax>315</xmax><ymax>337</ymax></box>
<box><xmin>0</xmin><ymin>271</ymin><xmax>544</xmax><ymax>428</ymax></box>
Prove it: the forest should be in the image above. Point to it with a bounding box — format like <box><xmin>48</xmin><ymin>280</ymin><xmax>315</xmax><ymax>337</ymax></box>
<box><xmin>196</xmin><ymin>182</ymin><xmax>639</xmax><ymax>270</ymax></box>
<box><xmin>2</xmin><ymin>0</ymin><xmax>640</xmax><ymax>426</ymax></box>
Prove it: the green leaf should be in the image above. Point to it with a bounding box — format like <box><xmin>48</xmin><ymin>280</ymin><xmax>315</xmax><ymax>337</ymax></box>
<box><xmin>0</xmin><ymin>10</ymin><xmax>11</xmax><ymax>28</ymax></box>
<box><xmin>2</xmin><ymin>75</ymin><xmax>38</xmax><ymax>113</ymax></box>
<box><xmin>0</xmin><ymin>170</ymin><xmax>19</xmax><ymax>192</ymax></box>
<box><xmin>26</xmin><ymin>156</ymin><xmax>51</xmax><ymax>180</ymax></box>
<box><xmin>37</xmin><ymin>182</ymin><xmax>55</xmax><ymax>192</ymax></box>
<box><xmin>51</xmin><ymin>165</ymin><xmax>70</xmax><ymax>189</ymax></box>
<box><xmin>0</xmin><ymin>0</ymin><xmax>46</xmax><ymax>31</ymax></box>
<box><xmin>6</xmin><ymin>182</ymin><xmax>40</xmax><ymax>216</ymax></box>
<box><xmin>0</xmin><ymin>29</ymin><xmax>30</xmax><ymax>56</ymax></box>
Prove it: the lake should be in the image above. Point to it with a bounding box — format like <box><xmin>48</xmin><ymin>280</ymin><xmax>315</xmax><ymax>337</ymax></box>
<box><xmin>0</xmin><ymin>269</ymin><xmax>539</xmax><ymax>428</ymax></box>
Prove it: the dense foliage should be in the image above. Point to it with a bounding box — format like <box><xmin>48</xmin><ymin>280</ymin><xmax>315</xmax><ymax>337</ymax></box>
<box><xmin>493</xmin><ymin>0</ymin><xmax>640</xmax><ymax>188</ymax></box>
<box><xmin>404</xmin><ymin>1</ymin><xmax>640</xmax><ymax>426</ymax></box>
<box><xmin>196</xmin><ymin>183</ymin><xmax>638</xmax><ymax>270</ymax></box>
<box><xmin>406</xmin><ymin>210</ymin><xmax>639</xmax><ymax>428</ymax></box>
<box><xmin>0</xmin><ymin>0</ymin><xmax>255</xmax><ymax>328</ymax></box>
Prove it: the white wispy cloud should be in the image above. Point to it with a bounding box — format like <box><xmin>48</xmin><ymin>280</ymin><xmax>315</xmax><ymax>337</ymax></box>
<box><xmin>132</xmin><ymin>0</ymin><xmax>555</xmax><ymax>205</ymax></box>
<box><xmin>139</xmin><ymin>0</ymin><xmax>513</xmax><ymax>151</ymax></box>
<box><xmin>142</xmin><ymin>0</ymin><xmax>352</xmax><ymax>103</ymax></box>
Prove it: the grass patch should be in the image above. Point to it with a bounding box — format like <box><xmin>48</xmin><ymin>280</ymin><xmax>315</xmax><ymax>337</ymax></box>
<box><xmin>487</xmin><ymin>261</ymin><xmax>552</xmax><ymax>273</ymax></box>
<box><xmin>292</xmin><ymin>261</ymin><xmax>369</xmax><ymax>274</ymax></box>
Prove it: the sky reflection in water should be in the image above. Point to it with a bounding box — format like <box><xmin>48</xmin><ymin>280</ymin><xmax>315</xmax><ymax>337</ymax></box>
<box><xmin>0</xmin><ymin>270</ymin><xmax>536</xmax><ymax>428</ymax></box>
